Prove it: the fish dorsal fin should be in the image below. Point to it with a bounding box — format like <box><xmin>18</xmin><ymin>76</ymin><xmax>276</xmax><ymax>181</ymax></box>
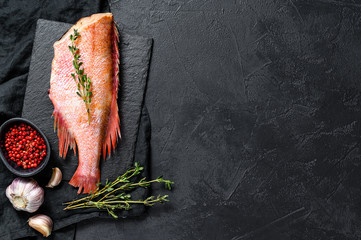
<box><xmin>102</xmin><ymin>22</ymin><xmax>121</xmax><ymax>159</ymax></box>
<box><xmin>53</xmin><ymin>110</ymin><xmax>77</xmax><ymax>158</ymax></box>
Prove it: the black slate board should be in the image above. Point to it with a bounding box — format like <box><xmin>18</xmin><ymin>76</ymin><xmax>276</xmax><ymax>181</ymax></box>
<box><xmin>0</xmin><ymin>18</ymin><xmax>152</xmax><ymax>240</ymax></box>
<box><xmin>23</xmin><ymin>19</ymin><xmax>152</xmax><ymax>182</ymax></box>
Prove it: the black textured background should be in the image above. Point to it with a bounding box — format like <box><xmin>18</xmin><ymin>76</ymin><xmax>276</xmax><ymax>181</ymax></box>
<box><xmin>75</xmin><ymin>0</ymin><xmax>361</xmax><ymax>239</ymax></box>
<box><xmin>2</xmin><ymin>0</ymin><xmax>361</xmax><ymax>239</ymax></box>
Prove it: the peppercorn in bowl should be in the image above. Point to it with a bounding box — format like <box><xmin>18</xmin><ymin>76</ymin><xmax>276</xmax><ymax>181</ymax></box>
<box><xmin>0</xmin><ymin>118</ymin><xmax>50</xmax><ymax>177</ymax></box>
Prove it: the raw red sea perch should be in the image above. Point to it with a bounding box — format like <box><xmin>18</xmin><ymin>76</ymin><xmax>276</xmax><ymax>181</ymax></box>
<box><xmin>49</xmin><ymin>13</ymin><xmax>121</xmax><ymax>194</ymax></box>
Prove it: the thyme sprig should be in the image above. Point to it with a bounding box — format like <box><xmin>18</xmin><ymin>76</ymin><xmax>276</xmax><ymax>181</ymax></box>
<box><xmin>69</xmin><ymin>29</ymin><xmax>92</xmax><ymax>124</ymax></box>
<box><xmin>63</xmin><ymin>162</ymin><xmax>174</xmax><ymax>219</ymax></box>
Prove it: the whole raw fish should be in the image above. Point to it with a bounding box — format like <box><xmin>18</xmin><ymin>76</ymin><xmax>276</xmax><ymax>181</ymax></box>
<box><xmin>49</xmin><ymin>13</ymin><xmax>120</xmax><ymax>194</ymax></box>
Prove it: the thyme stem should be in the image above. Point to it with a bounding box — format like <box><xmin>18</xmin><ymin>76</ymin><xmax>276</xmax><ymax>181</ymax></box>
<box><xmin>63</xmin><ymin>162</ymin><xmax>174</xmax><ymax>219</ymax></box>
<box><xmin>69</xmin><ymin>29</ymin><xmax>92</xmax><ymax>124</ymax></box>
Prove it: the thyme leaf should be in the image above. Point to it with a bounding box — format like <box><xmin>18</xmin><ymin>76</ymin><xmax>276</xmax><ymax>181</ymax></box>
<box><xmin>69</xmin><ymin>29</ymin><xmax>92</xmax><ymax>124</ymax></box>
<box><xmin>63</xmin><ymin>163</ymin><xmax>174</xmax><ymax>219</ymax></box>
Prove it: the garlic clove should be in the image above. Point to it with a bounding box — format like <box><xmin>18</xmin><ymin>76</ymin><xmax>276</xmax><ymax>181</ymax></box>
<box><xmin>28</xmin><ymin>214</ymin><xmax>53</xmax><ymax>237</ymax></box>
<box><xmin>25</xmin><ymin>186</ymin><xmax>45</xmax><ymax>213</ymax></box>
<box><xmin>46</xmin><ymin>167</ymin><xmax>62</xmax><ymax>188</ymax></box>
<box><xmin>6</xmin><ymin>178</ymin><xmax>44</xmax><ymax>213</ymax></box>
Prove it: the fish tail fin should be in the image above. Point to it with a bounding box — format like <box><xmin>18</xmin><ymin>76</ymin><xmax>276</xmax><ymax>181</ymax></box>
<box><xmin>69</xmin><ymin>166</ymin><xmax>100</xmax><ymax>194</ymax></box>
<box><xmin>53</xmin><ymin>110</ymin><xmax>76</xmax><ymax>158</ymax></box>
<box><xmin>102</xmin><ymin>21</ymin><xmax>121</xmax><ymax>160</ymax></box>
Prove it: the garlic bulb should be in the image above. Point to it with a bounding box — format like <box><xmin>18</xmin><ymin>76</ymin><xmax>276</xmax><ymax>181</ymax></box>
<box><xmin>46</xmin><ymin>167</ymin><xmax>62</xmax><ymax>188</ymax></box>
<box><xmin>6</xmin><ymin>178</ymin><xmax>44</xmax><ymax>213</ymax></box>
<box><xmin>28</xmin><ymin>214</ymin><xmax>53</xmax><ymax>237</ymax></box>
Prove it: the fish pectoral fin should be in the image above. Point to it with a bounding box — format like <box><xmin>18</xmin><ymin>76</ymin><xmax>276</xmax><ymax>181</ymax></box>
<box><xmin>53</xmin><ymin>109</ymin><xmax>77</xmax><ymax>158</ymax></box>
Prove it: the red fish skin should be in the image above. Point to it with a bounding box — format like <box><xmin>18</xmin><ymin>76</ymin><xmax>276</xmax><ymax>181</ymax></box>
<box><xmin>49</xmin><ymin>13</ymin><xmax>120</xmax><ymax>194</ymax></box>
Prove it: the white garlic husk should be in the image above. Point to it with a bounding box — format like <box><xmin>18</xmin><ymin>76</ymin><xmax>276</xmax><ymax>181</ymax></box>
<box><xmin>46</xmin><ymin>167</ymin><xmax>62</xmax><ymax>188</ymax></box>
<box><xmin>28</xmin><ymin>214</ymin><xmax>53</xmax><ymax>237</ymax></box>
<box><xmin>5</xmin><ymin>177</ymin><xmax>44</xmax><ymax>213</ymax></box>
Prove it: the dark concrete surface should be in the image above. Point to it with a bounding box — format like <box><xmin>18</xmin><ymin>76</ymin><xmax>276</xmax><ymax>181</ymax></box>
<box><xmin>76</xmin><ymin>0</ymin><xmax>361</xmax><ymax>239</ymax></box>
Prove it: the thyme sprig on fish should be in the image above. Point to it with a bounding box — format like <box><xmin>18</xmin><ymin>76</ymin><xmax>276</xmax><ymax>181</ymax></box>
<box><xmin>63</xmin><ymin>162</ymin><xmax>174</xmax><ymax>219</ymax></box>
<box><xmin>69</xmin><ymin>29</ymin><xmax>92</xmax><ymax>124</ymax></box>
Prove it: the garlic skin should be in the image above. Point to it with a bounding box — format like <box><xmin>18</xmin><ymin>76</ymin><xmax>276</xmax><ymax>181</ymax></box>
<box><xmin>46</xmin><ymin>167</ymin><xmax>62</xmax><ymax>188</ymax></box>
<box><xmin>28</xmin><ymin>214</ymin><xmax>53</xmax><ymax>237</ymax></box>
<box><xmin>6</xmin><ymin>178</ymin><xmax>44</xmax><ymax>213</ymax></box>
